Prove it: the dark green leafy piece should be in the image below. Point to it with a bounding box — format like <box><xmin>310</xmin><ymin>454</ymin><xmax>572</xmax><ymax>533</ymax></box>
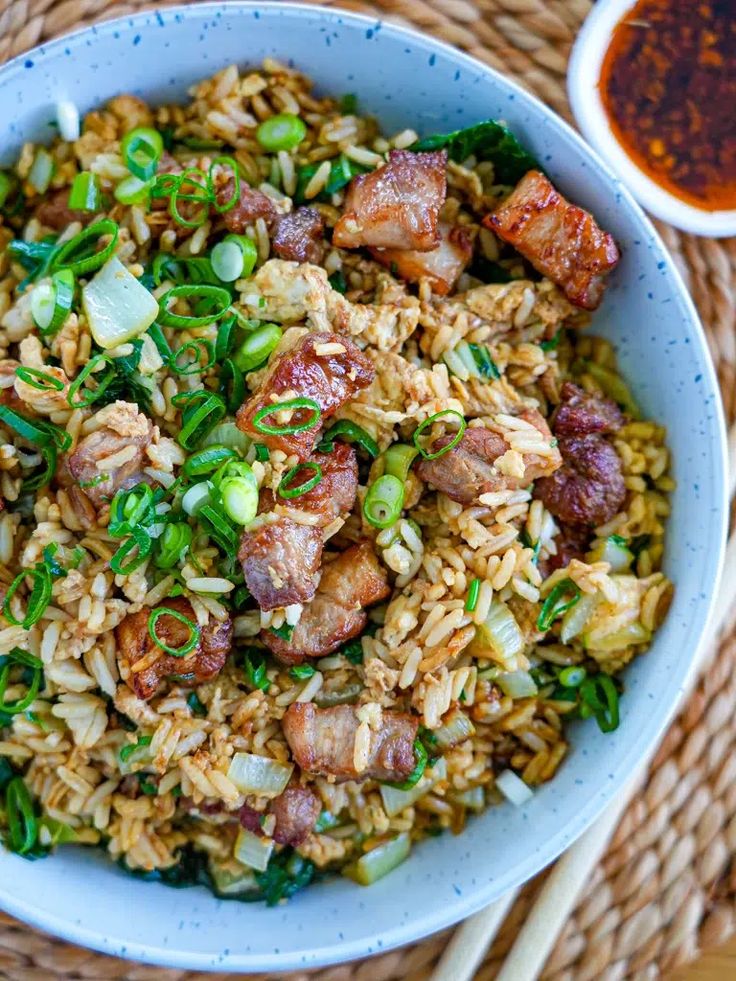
<box><xmin>7</xmin><ymin>237</ymin><xmax>59</xmax><ymax>288</ymax></box>
<box><xmin>269</xmin><ymin>622</ymin><xmax>294</xmax><ymax>642</ymax></box>
<box><xmin>467</xmin><ymin>256</ymin><xmax>516</xmax><ymax>284</ymax></box>
<box><xmin>243</xmin><ymin>648</ymin><xmax>270</xmax><ymax>692</ymax></box>
<box><xmin>412</xmin><ymin>119</ymin><xmax>539</xmax><ymax>184</ymax></box>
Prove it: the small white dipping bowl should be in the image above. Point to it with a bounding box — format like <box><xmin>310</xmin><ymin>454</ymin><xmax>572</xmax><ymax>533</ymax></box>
<box><xmin>0</xmin><ymin>1</ymin><xmax>728</xmax><ymax>972</ymax></box>
<box><xmin>568</xmin><ymin>0</ymin><xmax>736</xmax><ymax>237</ymax></box>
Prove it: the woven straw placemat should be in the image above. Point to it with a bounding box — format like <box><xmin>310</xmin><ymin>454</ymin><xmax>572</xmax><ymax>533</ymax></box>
<box><xmin>1</xmin><ymin>1</ymin><xmax>735</xmax><ymax>978</ymax></box>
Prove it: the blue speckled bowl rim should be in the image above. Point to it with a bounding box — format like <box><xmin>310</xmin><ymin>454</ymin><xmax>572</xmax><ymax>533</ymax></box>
<box><xmin>0</xmin><ymin>2</ymin><xmax>728</xmax><ymax>972</ymax></box>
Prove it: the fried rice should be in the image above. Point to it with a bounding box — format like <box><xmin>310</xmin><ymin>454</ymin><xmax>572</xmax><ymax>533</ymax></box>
<box><xmin>0</xmin><ymin>60</ymin><xmax>673</xmax><ymax>903</ymax></box>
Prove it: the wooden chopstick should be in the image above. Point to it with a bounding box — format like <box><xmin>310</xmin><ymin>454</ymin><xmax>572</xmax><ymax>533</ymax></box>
<box><xmin>431</xmin><ymin>424</ymin><xmax>736</xmax><ymax>981</ymax></box>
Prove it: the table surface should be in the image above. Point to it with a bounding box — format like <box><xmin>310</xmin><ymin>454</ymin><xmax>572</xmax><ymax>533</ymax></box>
<box><xmin>671</xmin><ymin>938</ymin><xmax>736</xmax><ymax>979</ymax></box>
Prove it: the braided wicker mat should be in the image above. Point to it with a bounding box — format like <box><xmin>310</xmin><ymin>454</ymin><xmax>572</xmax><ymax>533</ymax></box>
<box><xmin>1</xmin><ymin>0</ymin><xmax>736</xmax><ymax>978</ymax></box>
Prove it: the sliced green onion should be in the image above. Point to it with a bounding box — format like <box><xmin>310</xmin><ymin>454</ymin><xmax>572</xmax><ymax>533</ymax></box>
<box><xmin>29</xmin><ymin>148</ymin><xmax>54</xmax><ymax>194</ymax></box>
<box><xmin>0</xmin><ymin>407</ymin><xmax>66</xmax><ymax>490</ymax></box>
<box><xmin>148</xmin><ymin>605</ymin><xmax>200</xmax><ymax>657</ymax></box>
<box><xmin>277</xmin><ymin>462</ymin><xmax>322</xmax><ymax>499</ymax></box>
<box><xmin>537</xmin><ymin>578</ymin><xmax>581</xmax><ymax>632</ymax></box>
<box><xmin>252</xmin><ymin>396</ymin><xmax>321</xmax><ymax>436</ymax></box>
<box><xmin>170</xmin><ymin>338</ymin><xmax>216</xmax><ymax>376</ymax></box>
<box><xmin>172</xmin><ymin>391</ymin><xmax>228</xmax><ymax>450</ymax></box>
<box><xmin>30</xmin><ymin>269</ymin><xmax>74</xmax><ymax>335</ymax></box>
<box><xmin>158</xmin><ymin>284</ymin><xmax>231</xmax><ymax>329</ymax></box>
<box><xmin>108</xmin><ymin>483</ymin><xmax>155</xmax><ymax>537</ymax></box>
<box><xmin>343</xmin><ymin>833</ymin><xmax>411</xmax><ymax>886</ymax></box>
<box><xmin>232</xmin><ymin>322</ymin><xmax>282</xmax><ymax>373</ymax></box>
<box><xmin>109</xmin><ymin>525</ymin><xmax>153</xmax><ymax>574</ymax></box>
<box><xmin>155</xmin><ymin>522</ymin><xmax>193</xmax><ymax>569</ymax></box>
<box><xmin>169</xmin><ymin>168</ymin><xmax>212</xmax><ymax>228</ymax></box>
<box><xmin>198</xmin><ymin>503</ymin><xmax>240</xmax><ymax>551</ymax></box>
<box><xmin>215</xmin><ymin>314</ymin><xmax>238</xmax><ymax>360</ymax></box>
<box><xmin>66</xmin><ymin>353</ymin><xmax>116</xmax><ymax>408</ymax></box>
<box><xmin>363</xmin><ymin>474</ymin><xmax>404</xmax><ymax>529</ymax></box>
<box><xmin>184</xmin><ymin>445</ymin><xmax>238</xmax><ymax>477</ymax></box>
<box><xmin>256</xmin><ymin>113</ymin><xmax>307</xmax><ymax>152</ymax></box>
<box><xmin>0</xmin><ymin>648</ymin><xmax>43</xmax><ymax>715</ymax></box>
<box><xmin>3</xmin><ymin>565</ymin><xmax>53</xmax><ymax>628</ymax></box>
<box><xmin>221</xmin><ymin>466</ymin><xmax>259</xmax><ymax>525</ymax></box>
<box><xmin>465</xmin><ymin>578</ymin><xmax>481</xmax><ymax>613</ymax></box>
<box><xmin>243</xmin><ymin>648</ymin><xmax>270</xmax><ymax>692</ymax></box>
<box><xmin>382</xmin><ymin>443</ymin><xmax>419</xmax><ymax>480</ymax></box>
<box><xmin>15</xmin><ymin>366</ymin><xmax>64</xmax><ymax>392</ymax></box>
<box><xmin>468</xmin><ymin>343</ymin><xmax>501</xmax><ymax>380</ymax></box>
<box><xmin>119</xmin><ymin>734</ymin><xmax>152</xmax><ymax>763</ymax></box>
<box><xmin>115</xmin><ymin>174</ymin><xmax>153</xmax><ymax>206</ymax></box>
<box><xmin>208</xmin><ymin>156</ymin><xmax>241</xmax><ymax>213</ymax></box>
<box><xmin>151</xmin><ymin>253</ymin><xmax>218</xmax><ymax>287</ymax></box>
<box><xmin>318</xmin><ymin>420</ymin><xmax>379</xmax><ymax>458</ymax></box>
<box><xmin>5</xmin><ymin>777</ymin><xmax>38</xmax><ymax>854</ymax></box>
<box><xmin>218</xmin><ymin>358</ymin><xmax>246</xmax><ymax>414</ymax></box>
<box><xmin>68</xmin><ymin>172</ymin><xmax>101</xmax><ymax>211</ymax></box>
<box><xmin>121</xmin><ymin>126</ymin><xmax>163</xmax><ymax>181</ymax></box>
<box><xmin>211</xmin><ymin>239</ymin><xmax>246</xmax><ymax>282</ymax></box>
<box><xmin>52</xmin><ymin>218</ymin><xmax>119</xmax><ymax>276</ymax></box>
<box><xmin>181</xmin><ymin>482</ymin><xmax>212</xmax><ymax>516</ymax></box>
<box><xmin>290</xmin><ymin>664</ymin><xmax>316</xmax><ymax>680</ymax></box>
<box><xmin>559</xmin><ymin>666</ymin><xmax>586</xmax><ymax>688</ymax></box>
<box><xmin>253</xmin><ymin>443</ymin><xmax>269</xmax><ymax>462</ymax></box>
<box><xmin>580</xmin><ymin>675</ymin><xmax>620</xmax><ymax>733</ymax></box>
<box><xmin>146</xmin><ymin>322</ymin><xmax>172</xmax><ymax>362</ymax></box>
<box><xmin>383</xmin><ymin>738</ymin><xmax>428</xmax><ymax>791</ymax></box>
<box><xmin>413</xmin><ymin>409</ymin><xmax>466</xmax><ymax>460</ymax></box>
<box><xmin>0</xmin><ymin>172</ymin><xmax>14</xmax><ymax>208</ymax></box>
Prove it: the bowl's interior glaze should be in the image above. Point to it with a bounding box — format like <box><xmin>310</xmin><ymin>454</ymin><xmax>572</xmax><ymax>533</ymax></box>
<box><xmin>0</xmin><ymin>3</ymin><xmax>726</xmax><ymax>972</ymax></box>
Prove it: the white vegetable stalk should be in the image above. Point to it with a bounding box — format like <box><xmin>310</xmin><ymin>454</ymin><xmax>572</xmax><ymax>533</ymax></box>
<box><xmin>82</xmin><ymin>256</ymin><xmax>158</xmax><ymax>349</ymax></box>
<box><xmin>380</xmin><ymin>758</ymin><xmax>447</xmax><ymax>818</ymax></box>
<box><xmin>227</xmin><ymin>752</ymin><xmax>293</xmax><ymax>798</ymax></box>
<box><xmin>56</xmin><ymin>100</ymin><xmax>81</xmax><ymax>141</ymax></box>
<box><xmin>234</xmin><ymin>827</ymin><xmax>273</xmax><ymax>872</ymax></box>
<box><xmin>496</xmin><ymin>769</ymin><xmax>534</xmax><ymax>807</ymax></box>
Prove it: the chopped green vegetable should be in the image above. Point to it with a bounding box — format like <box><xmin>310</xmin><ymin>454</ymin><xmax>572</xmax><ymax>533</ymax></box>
<box><xmin>343</xmin><ymin>833</ymin><xmax>411</xmax><ymax>886</ymax></box>
<box><xmin>412</xmin><ymin>119</ymin><xmax>539</xmax><ymax>183</ymax></box>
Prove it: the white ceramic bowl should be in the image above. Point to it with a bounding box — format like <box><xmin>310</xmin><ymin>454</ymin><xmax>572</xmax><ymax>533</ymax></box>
<box><xmin>0</xmin><ymin>3</ymin><xmax>728</xmax><ymax>972</ymax></box>
<box><xmin>568</xmin><ymin>0</ymin><xmax>736</xmax><ymax>237</ymax></box>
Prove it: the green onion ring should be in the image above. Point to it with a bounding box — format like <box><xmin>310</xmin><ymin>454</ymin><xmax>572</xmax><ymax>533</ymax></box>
<box><xmin>5</xmin><ymin>777</ymin><xmax>38</xmax><ymax>854</ymax></box>
<box><xmin>317</xmin><ymin>419</ymin><xmax>379</xmax><ymax>458</ymax></box>
<box><xmin>108</xmin><ymin>483</ymin><xmax>156</xmax><ymax>538</ymax></box>
<box><xmin>109</xmin><ymin>526</ymin><xmax>153</xmax><ymax>575</ymax></box>
<box><xmin>215</xmin><ymin>314</ymin><xmax>238</xmax><ymax>360</ymax></box>
<box><xmin>278</xmin><ymin>462</ymin><xmax>323</xmax><ymax>499</ymax></box>
<box><xmin>169</xmin><ymin>168</ymin><xmax>212</xmax><ymax>229</ymax></box>
<box><xmin>465</xmin><ymin>578</ymin><xmax>481</xmax><ymax>613</ymax></box>
<box><xmin>51</xmin><ymin>218</ymin><xmax>119</xmax><ymax>276</ymax></box>
<box><xmin>184</xmin><ymin>445</ymin><xmax>238</xmax><ymax>478</ymax></box>
<box><xmin>14</xmin><ymin>366</ymin><xmax>64</xmax><ymax>392</ymax></box>
<box><xmin>580</xmin><ymin>675</ymin><xmax>620</xmax><ymax>733</ymax></box>
<box><xmin>3</xmin><ymin>564</ymin><xmax>53</xmax><ymax>629</ymax></box>
<box><xmin>413</xmin><ymin>409</ymin><xmax>467</xmax><ymax>461</ymax></box>
<box><xmin>559</xmin><ymin>666</ymin><xmax>586</xmax><ymax>688</ymax></box>
<box><xmin>251</xmin><ymin>396</ymin><xmax>321</xmax><ymax>436</ymax></box>
<box><xmin>536</xmin><ymin>578</ymin><xmax>581</xmax><ymax>632</ymax></box>
<box><xmin>66</xmin><ymin>353</ymin><xmax>116</xmax><ymax>408</ymax></box>
<box><xmin>363</xmin><ymin>473</ymin><xmax>405</xmax><ymax>529</ymax></box>
<box><xmin>0</xmin><ymin>656</ymin><xmax>42</xmax><ymax>715</ymax></box>
<box><xmin>68</xmin><ymin>171</ymin><xmax>102</xmax><ymax>212</ymax></box>
<box><xmin>218</xmin><ymin>358</ymin><xmax>246</xmax><ymax>413</ymax></box>
<box><xmin>170</xmin><ymin>338</ymin><xmax>216</xmax><ymax>376</ymax></box>
<box><xmin>157</xmin><ymin>284</ymin><xmax>232</xmax><ymax>329</ymax></box>
<box><xmin>121</xmin><ymin>127</ymin><xmax>163</xmax><ymax>181</ymax></box>
<box><xmin>147</xmin><ymin>605</ymin><xmax>201</xmax><ymax>658</ymax></box>
<box><xmin>208</xmin><ymin>156</ymin><xmax>240</xmax><ymax>213</ymax></box>
<box><xmin>155</xmin><ymin>523</ymin><xmax>193</xmax><ymax>570</ymax></box>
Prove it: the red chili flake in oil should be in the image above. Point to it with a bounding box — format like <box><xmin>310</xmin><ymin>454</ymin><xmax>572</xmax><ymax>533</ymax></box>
<box><xmin>599</xmin><ymin>0</ymin><xmax>736</xmax><ymax>211</ymax></box>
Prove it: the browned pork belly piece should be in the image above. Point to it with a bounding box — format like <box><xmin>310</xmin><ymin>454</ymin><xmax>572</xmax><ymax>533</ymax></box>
<box><xmin>239</xmin><ymin>517</ymin><xmax>323</xmax><ymax>611</ymax></box>
<box><xmin>535</xmin><ymin>382</ymin><xmax>626</xmax><ymax>527</ymax></box>
<box><xmin>283</xmin><ymin>702</ymin><xmax>418</xmax><ymax>782</ymax></box>
<box><xmin>239</xmin><ymin>783</ymin><xmax>321</xmax><ymax>847</ymax></box>
<box><xmin>67</xmin><ymin>401</ymin><xmax>153</xmax><ymax>507</ymax></box>
<box><xmin>263</xmin><ymin>542</ymin><xmax>390</xmax><ymax>665</ymax></box>
<box><xmin>271</xmin><ymin>207</ymin><xmax>325</xmax><ymax>264</ymax></box>
<box><xmin>369</xmin><ymin>222</ymin><xmax>473</xmax><ymax>296</ymax></box>
<box><xmin>115</xmin><ymin>596</ymin><xmax>232</xmax><ymax>701</ymax></box>
<box><xmin>485</xmin><ymin>170</ymin><xmax>620</xmax><ymax>310</ymax></box>
<box><xmin>539</xmin><ymin>521</ymin><xmax>590</xmax><ymax>577</ymax></box>
<box><xmin>333</xmin><ymin>149</ymin><xmax>447</xmax><ymax>251</ymax></box>
<box><xmin>215</xmin><ymin>176</ymin><xmax>276</xmax><ymax>232</ymax></box>
<box><xmin>553</xmin><ymin>381</ymin><xmax>624</xmax><ymax>436</ymax></box>
<box><xmin>34</xmin><ymin>189</ymin><xmax>95</xmax><ymax>231</ymax></box>
<box><xmin>534</xmin><ymin>435</ymin><xmax>626</xmax><ymax>527</ymax></box>
<box><xmin>417</xmin><ymin>410</ymin><xmax>561</xmax><ymax>505</ymax></box>
<box><xmin>236</xmin><ymin>331</ymin><xmax>374</xmax><ymax>460</ymax></box>
<box><xmin>284</xmin><ymin>442</ymin><xmax>358</xmax><ymax>527</ymax></box>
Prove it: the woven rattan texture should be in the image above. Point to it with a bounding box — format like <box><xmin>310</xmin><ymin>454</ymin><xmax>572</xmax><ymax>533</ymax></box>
<box><xmin>1</xmin><ymin>0</ymin><xmax>735</xmax><ymax>977</ymax></box>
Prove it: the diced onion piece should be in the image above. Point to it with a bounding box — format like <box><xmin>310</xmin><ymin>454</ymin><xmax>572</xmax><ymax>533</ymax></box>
<box><xmin>560</xmin><ymin>593</ymin><xmax>599</xmax><ymax>644</ymax></box>
<box><xmin>234</xmin><ymin>827</ymin><xmax>273</xmax><ymax>872</ymax></box>
<box><xmin>82</xmin><ymin>256</ymin><xmax>158</xmax><ymax>349</ymax></box>
<box><xmin>30</xmin><ymin>283</ymin><xmax>55</xmax><ymax>330</ymax></box>
<box><xmin>470</xmin><ymin>600</ymin><xmax>524</xmax><ymax>667</ymax></box>
<box><xmin>182</xmin><ymin>482</ymin><xmax>212</xmax><ymax>516</ymax></box>
<box><xmin>452</xmin><ymin>786</ymin><xmax>485</xmax><ymax>812</ymax></box>
<box><xmin>455</xmin><ymin>341</ymin><xmax>481</xmax><ymax>378</ymax></box>
<box><xmin>587</xmin><ymin>536</ymin><xmax>633</xmax><ymax>572</ymax></box>
<box><xmin>496</xmin><ymin>769</ymin><xmax>533</xmax><ymax>807</ymax></box>
<box><xmin>56</xmin><ymin>100</ymin><xmax>80</xmax><ymax>141</ymax></box>
<box><xmin>584</xmin><ymin>620</ymin><xmax>650</xmax><ymax>653</ymax></box>
<box><xmin>29</xmin><ymin>148</ymin><xmax>54</xmax><ymax>194</ymax></box>
<box><xmin>202</xmin><ymin>421</ymin><xmax>251</xmax><ymax>454</ymax></box>
<box><xmin>227</xmin><ymin>752</ymin><xmax>293</xmax><ymax>798</ymax></box>
<box><xmin>496</xmin><ymin>669</ymin><xmax>538</xmax><ymax>699</ymax></box>
<box><xmin>379</xmin><ymin>758</ymin><xmax>447</xmax><ymax>818</ymax></box>
<box><xmin>433</xmin><ymin>709</ymin><xmax>476</xmax><ymax>750</ymax></box>
<box><xmin>208</xmin><ymin>858</ymin><xmax>259</xmax><ymax>897</ymax></box>
<box><xmin>343</xmin><ymin>832</ymin><xmax>411</xmax><ymax>886</ymax></box>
